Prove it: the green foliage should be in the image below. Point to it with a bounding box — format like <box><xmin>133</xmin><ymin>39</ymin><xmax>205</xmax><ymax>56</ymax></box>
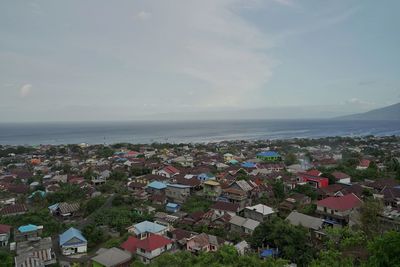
<box><xmin>84</xmin><ymin>196</ymin><xmax>107</xmax><ymax>216</ymax></box>
<box><xmin>249</xmin><ymin>217</ymin><xmax>314</xmax><ymax>266</ymax></box>
<box><xmin>93</xmin><ymin>207</ymin><xmax>153</xmax><ymax>232</ymax></box>
<box><xmin>146</xmin><ymin>245</ymin><xmax>289</xmax><ymax>267</ymax></box>
<box><xmin>284</xmin><ymin>152</ymin><xmax>298</xmax><ymax>166</ymax></box>
<box><xmin>272</xmin><ymin>181</ymin><xmax>285</xmax><ymax>201</ymax></box>
<box><xmin>182</xmin><ymin>195</ymin><xmax>213</xmax><ymax>213</ymax></box>
<box><xmin>82</xmin><ymin>223</ymin><xmax>106</xmax><ymax>248</ymax></box>
<box><xmin>98</xmin><ymin>147</ymin><xmax>114</xmax><ymax>158</ymax></box>
<box><xmin>367</xmin><ymin>231</ymin><xmax>400</xmax><ymax>267</ymax></box>
<box><xmin>110</xmin><ymin>170</ymin><xmax>128</xmax><ymax>181</ymax></box>
<box><xmin>360</xmin><ymin>198</ymin><xmax>383</xmax><ymax>238</ymax></box>
<box><xmin>292</xmin><ymin>184</ymin><xmax>317</xmax><ymax>200</ymax></box>
<box><xmin>0</xmin><ymin>250</ymin><xmax>14</xmax><ymax>267</ymax></box>
<box><xmin>46</xmin><ymin>184</ymin><xmax>86</xmax><ymax>203</ymax></box>
<box><xmin>0</xmin><ymin>209</ymin><xmax>63</xmax><ymax>236</ymax></box>
<box><xmin>310</xmin><ymin>250</ymin><xmax>355</xmax><ymax>267</ymax></box>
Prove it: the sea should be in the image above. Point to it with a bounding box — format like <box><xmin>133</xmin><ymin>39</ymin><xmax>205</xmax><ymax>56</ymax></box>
<box><xmin>0</xmin><ymin>120</ymin><xmax>399</xmax><ymax>146</ymax></box>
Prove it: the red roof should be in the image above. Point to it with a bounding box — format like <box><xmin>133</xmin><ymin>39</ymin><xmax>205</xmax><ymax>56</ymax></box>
<box><xmin>332</xmin><ymin>171</ymin><xmax>350</xmax><ymax>180</ymax></box>
<box><xmin>120</xmin><ymin>236</ymin><xmax>140</xmax><ymax>253</ymax></box>
<box><xmin>136</xmin><ymin>234</ymin><xmax>172</xmax><ymax>252</ymax></box>
<box><xmin>211</xmin><ymin>201</ymin><xmax>239</xmax><ymax>213</ymax></box>
<box><xmin>163</xmin><ymin>166</ymin><xmax>180</xmax><ymax>175</ymax></box>
<box><xmin>0</xmin><ymin>224</ymin><xmax>11</xmax><ymax>234</ymax></box>
<box><xmin>0</xmin><ymin>204</ymin><xmax>27</xmax><ymax>215</ymax></box>
<box><xmin>317</xmin><ymin>193</ymin><xmax>362</xmax><ymax>211</ymax></box>
<box><xmin>359</xmin><ymin>159</ymin><xmax>371</xmax><ymax>168</ymax></box>
<box><xmin>305</xmin><ymin>170</ymin><xmax>322</xmax><ymax>177</ymax></box>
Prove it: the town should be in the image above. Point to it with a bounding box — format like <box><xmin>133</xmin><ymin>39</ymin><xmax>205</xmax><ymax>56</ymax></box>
<box><xmin>0</xmin><ymin>135</ymin><xmax>400</xmax><ymax>267</ymax></box>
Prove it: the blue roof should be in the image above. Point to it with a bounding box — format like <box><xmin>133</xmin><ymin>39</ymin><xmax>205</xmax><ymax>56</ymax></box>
<box><xmin>257</xmin><ymin>151</ymin><xmax>280</xmax><ymax>157</ymax></box>
<box><xmin>260</xmin><ymin>248</ymin><xmax>278</xmax><ymax>258</ymax></box>
<box><xmin>29</xmin><ymin>190</ymin><xmax>46</xmax><ymax>198</ymax></box>
<box><xmin>133</xmin><ymin>221</ymin><xmax>166</xmax><ymax>235</ymax></box>
<box><xmin>228</xmin><ymin>159</ymin><xmax>239</xmax><ymax>164</ymax></box>
<box><xmin>59</xmin><ymin>227</ymin><xmax>87</xmax><ymax>246</ymax></box>
<box><xmin>18</xmin><ymin>224</ymin><xmax>38</xmax><ymax>233</ymax></box>
<box><xmin>166</xmin><ymin>203</ymin><xmax>179</xmax><ymax>208</ymax></box>
<box><xmin>241</xmin><ymin>162</ymin><xmax>257</xmax><ymax>168</ymax></box>
<box><xmin>48</xmin><ymin>203</ymin><xmax>59</xmax><ymax>211</ymax></box>
<box><xmin>166</xmin><ymin>183</ymin><xmax>190</xmax><ymax>189</ymax></box>
<box><xmin>147</xmin><ymin>181</ymin><xmax>167</xmax><ymax>190</ymax></box>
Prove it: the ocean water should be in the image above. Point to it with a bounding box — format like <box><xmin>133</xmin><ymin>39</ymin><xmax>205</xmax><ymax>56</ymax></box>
<box><xmin>0</xmin><ymin>120</ymin><xmax>399</xmax><ymax>145</ymax></box>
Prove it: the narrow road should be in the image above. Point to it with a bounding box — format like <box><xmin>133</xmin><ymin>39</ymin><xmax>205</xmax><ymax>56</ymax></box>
<box><xmin>52</xmin><ymin>193</ymin><xmax>116</xmax><ymax>264</ymax></box>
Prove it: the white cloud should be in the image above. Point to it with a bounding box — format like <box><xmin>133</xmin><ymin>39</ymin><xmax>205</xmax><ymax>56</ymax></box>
<box><xmin>345</xmin><ymin>98</ymin><xmax>374</xmax><ymax>106</ymax></box>
<box><xmin>134</xmin><ymin>11</ymin><xmax>151</xmax><ymax>20</ymax></box>
<box><xmin>19</xmin><ymin>84</ymin><xmax>32</xmax><ymax>98</ymax></box>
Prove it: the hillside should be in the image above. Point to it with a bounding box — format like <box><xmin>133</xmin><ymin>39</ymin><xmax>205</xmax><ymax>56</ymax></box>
<box><xmin>335</xmin><ymin>103</ymin><xmax>400</xmax><ymax>121</ymax></box>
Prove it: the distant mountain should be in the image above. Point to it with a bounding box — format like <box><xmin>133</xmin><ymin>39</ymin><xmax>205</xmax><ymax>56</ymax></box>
<box><xmin>335</xmin><ymin>103</ymin><xmax>400</xmax><ymax>121</ymax></box>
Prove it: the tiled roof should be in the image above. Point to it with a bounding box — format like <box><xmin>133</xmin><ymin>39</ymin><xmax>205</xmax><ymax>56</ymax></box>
<box><xmin>147</xmin><ymin>181</ymin><xmax>167</xmax><ymax>190</ymax></box>
<box><xmin>211</xmin><ymin>201</ymin><xmax>239</xmax><ymax>213</ymax></box>
<box><xmin>120</xmin><ymin>236</ymin><xmax>140</xmax><ymax>253</ymax></box>
<box><xmin>0</xmin><ymin>224</ymin><xmax>11</xmax><ymax>234</ymax></box>
<box><xmin>92</xmin><ymin>247</ymin><xmax>131</xmax><ymax>267</ymax></box>
<box><xmin>317</xmin><ymin>193</ymin><xmax>362</xmax><ymax>211</ymax></box>
<box><xmin>136</xmin><ymin>234</ymin><xmax>172</xmax><ymax>252</ymax></box>
<box><xmin>59</xmin><ymin>227</ymin><xmax>87</xmax><ymax>246</ymax></box>
<box><xmin>132</xmin><ymin>221</ymin><xmax>166</xmax><ymax>235</ymax></box>
<box><xmin>0</xmin><ymin>203</ymin><xmax>27</xmax><ymax>215</ymax></box>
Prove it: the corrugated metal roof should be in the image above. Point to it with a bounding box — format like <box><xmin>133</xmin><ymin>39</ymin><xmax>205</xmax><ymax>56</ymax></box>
<box><xmin>59</xmin><ymin>227</ymin><xmax>87</xmax><ymax>246</ymax></box>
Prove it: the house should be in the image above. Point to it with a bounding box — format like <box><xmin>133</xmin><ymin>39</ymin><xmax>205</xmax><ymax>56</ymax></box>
<box><xmin>223</xmin><ymin>153</ymin><xmax>234</xmax><ymax>163</ymax></box>
<box><xmin>332</xmin><ymin>171</ymin><xmax>351</xmax><ymax>184</ymax></box>
<box><xmin>234</xmin><ymin>240</ymin><xmax>249</xmax><ymax>255</ymax></box>
<box><xmin>154</xmin><ymin>166</ymin><xmax>180</xmax><ymax>178</ymax></box>
<box><xmin>166</xmin><ymin>203</ymin><xmax>180</xmax><ymax>213</ymax></box>
<box><xmin>210</xmin><ymin>201</ymin><xmax>240</xmax><ymax>217</ymax></box>
<box><xmin>316</xmin><ymin>193</ymin><xmax>362</xmax><ymax>226</ymax></box>
<box><xmin>135</xmin><ymin>234</ymin><xmax>173</xmax><ymax>264</ymax></box>
<box><xmin>256</xmin><ymin>151</ymin><xmax>281</xmax><ymax>162</ymax></box>
<box><xmin>59</xmin><ymin>227</ymin><xmax>87</xmax><ymax>255</ymax></box>
<box><xmin>286</xmin><ymin>211</ymin><xmax>325</xmax><ymax>240</ymax></box>
<box><xmin>297</xmin><ymin>173</ymin><xmax>329</xmax><ymax>189</ymax></box>
<box><xmin>92</xmin><ymin>247</ymin><xmax>132</xmax><ymax>267</ymax></box>
<box><xmin>244</xmin><ymin>204</ymin><xmax>275</xmax><ymax>222</ymax></box>
<box><xmin>48</xmin><ymin>202</ymin><xmax>80</xmax><ymax>218</ymax></box>
<box><xmin>203</xmin><ymin>180</ymin><xmax>222</xmax><ymax>201</ymax></box>
<box><xmin>15</xmin><ymin>237</ymin><xmax>56</xmax><ymax>266</ymax></box>
<box><xmin>229</xmin><ymin>215</ymin><xmax>260</xmax><ymax>235</ymax></box>
<box><xmin>222</xmin><ymin>180</ymin><xmax>258</xmax><ymax>210</ymax></box>
<box><xmin>165</xmin><ymin>184</ymin><xmax>190</xmax><ymax>204</ymax></box>
<box><xmin>146</xmin><ymin>181</ymin><xmax>167</xmax><ymax>195</ymax></box>
<box><xmin>0</xmin><ymin>203</ymin><xmax>27</xmax><ymax>216</ymax></box>
<box><xmin>127</xmin><ymin>221</ymin><xmax>167</xmax><ymax>239</ymax></box>
<box><xmin>186</xmin><ymin>233</ymin><xmax>225</xmax><ymax>253</ymax></box>
<box><xmin>357</xmin><ymin>159</ymin><xmax>371</xmax><ymax>170</ymax></box>
<box><xmin>279</xmin><ymin>193</ymin><xmax>311</xmax><ymax>213</ymax></box>
<box><xmin>0</xmin><ymin>224</ymin><xmax>11</xmax><ymax>247</ymax></box>
<box><xmin>120</xmin><ymin>236</ymin><xmax>140</xmax><ymax>254</ymax></box>
<box><xmin>197</xmin><ymin>173</ymin><xmax>216</xmax><ymax>182</ymax></box>
<box><xmin>172</xmin><ymin>155</ymin><xmax>194</xmax><ymax>167</ymax></box>
<box><xmin>14</xmin><ymin>224</ymin><xmax>43</xmax><ymax>242</ymax></box>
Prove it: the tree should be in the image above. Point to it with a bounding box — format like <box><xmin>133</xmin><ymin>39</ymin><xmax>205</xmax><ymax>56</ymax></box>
<box><xmin>83</xmin><ymin>224</ymin><xmax>106</xmax><ymax>248</ymax></box>
<box><xmin>284</xmin><ymin>153</ymin><xmax>298</xmax><ymax>166</ymax></box>
<box><xmin>272</xmin><ymin>181</ymin><xmax>285</xmax><ymax>201</ymax></box>
<box><xmin>359</xmin><ymin>198</ymin><xmax>383</xmax><ymax>238</ymax></box>
<box><xmin>368</xmin><ymin>231</ymin><xmax>400</xmax><ymax>267</ymax></box>
<box><xmin>0</xmin><ymin>250</ymin><xmax>14</xmax><ymax>267</ymax></box>
<box><xmin>249</xmin><ymin>217</ymin><xmax>314</xmax><ymax>266</ymax></box>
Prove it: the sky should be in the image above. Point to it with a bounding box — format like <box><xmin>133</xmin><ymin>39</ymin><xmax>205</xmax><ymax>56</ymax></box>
<box><xmin>0</xmin><ymin>0</ymin><xmax>399</xmax><ymax>122</ymax></box>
